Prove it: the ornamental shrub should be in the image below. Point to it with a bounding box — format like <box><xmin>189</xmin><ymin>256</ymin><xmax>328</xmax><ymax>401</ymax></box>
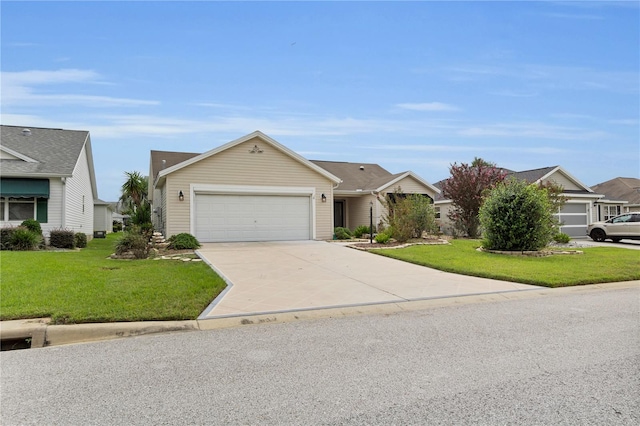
<box><xmin>374</xmin><ymin>230</ymin><xmax>391</xmax><ymax>244</ymax></box>
<box><xmin>383</xmin><ymin>191</ymin><xmax>437</xmax><ymax>243</ymax></box>
<box><xmin>74</xmin><ymin>232</ymin><xmax>88</xmax><ymax>248</ymax></box>
<box><xmin>334</xmin><ymin>227</ymin><xmax>352</xmax><ymax>240</ymax></box>
<box><xmin>1</xmin><ymin>227</ymin><xmax>17</xmax><ymax>250</ymax></box>
<box><xmin>353</xmin><ymin>225</ymin><xmax>371</xmax><ymax>238</ymax></box>
<box><xmin>8</xmin><ymin>226</ymin><xmax>40</xmax><ymax>251</ymax></box>
<box><xmin>115</xmin><ymin>231</ymin><xmax>149</xmax><ymax>259</ymax></box>
<box><xmin>20</xmin><ymin>219</ymin><xmax>42</xmax><ymax>236</ymax></box>
<box><xmin>50</xmin><ymin>229</ymin><xmax>75</xmax><ymax>249</ymax></box>
<box><xmin>553</xmin><ymin>233</ymin><xmax>571</xmax><ymax>244</ymax></box>
<box><xmin>167</xmin><ymin>233</ymin><xmax>201</xmax><ymax>250</ymax></box>
<box><xmin>479</xmin><ymin>178</ymin><xmax>555</xmax><ymax>251</ymax></box>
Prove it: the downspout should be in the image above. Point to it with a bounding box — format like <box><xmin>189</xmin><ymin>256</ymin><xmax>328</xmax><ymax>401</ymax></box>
<box><xmin>61</xmin><ymin>177</ymin><xmax>67</xmax><ymax>229</ymax></box>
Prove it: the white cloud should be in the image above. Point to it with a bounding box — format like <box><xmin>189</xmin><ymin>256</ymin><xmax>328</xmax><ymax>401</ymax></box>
<box><xmin>369</xmin><ymin>144</ymin><xmax>567</xmax><ymax>155</ymax></box>
<box><xmin>396</xmin><ymin>102</ymin><xmax>460</xmax><ymax>112</ymax></box>
<box><xmin>458</xmin><ymin>122</ymin><xmax>610</xmax><ymax>140</ymax></box>
<box><xmin>1</xmin><ymin>69</ymin><xmax>159</xmax><ymax>108</ymax></box>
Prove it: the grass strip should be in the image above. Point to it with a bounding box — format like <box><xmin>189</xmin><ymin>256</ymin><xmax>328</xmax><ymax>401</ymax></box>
<box><xmin>372</xmin><ymin>239</ymin><xmax>640</xmax><ymax>287</ymax></box>
<box><xmin>0</xmin><ymin>234</ymin><xmax>226</xmax><ymax>324</ymax></box>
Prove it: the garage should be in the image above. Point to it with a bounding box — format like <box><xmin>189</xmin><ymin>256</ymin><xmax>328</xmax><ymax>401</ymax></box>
<box><xmin>194</xmin><ymin>193</ymin><xmax>311</xmax><ymax>242</ymax></box>
<box><xmin>556</xmin><ymin>202</ymin><xmax>588</xmax><ymax>237</ymax></box>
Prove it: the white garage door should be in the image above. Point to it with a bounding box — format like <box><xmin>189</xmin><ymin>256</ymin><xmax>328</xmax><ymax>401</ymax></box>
<box><xmin>195</xmin><ymin>194</ymin><xmax>311</xmax><ymax>242</ymax></box>
<box><xmin>556</xmin><ymin>203</ymin><xmax>588</xmax><ymax>237</ymax></box>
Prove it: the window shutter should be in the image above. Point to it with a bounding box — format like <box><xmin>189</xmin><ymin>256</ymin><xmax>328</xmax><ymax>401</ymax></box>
<box><xmin>36</xmin><ymin>198</ymin><xmax>48</xmax><ymax>223</ymax></box>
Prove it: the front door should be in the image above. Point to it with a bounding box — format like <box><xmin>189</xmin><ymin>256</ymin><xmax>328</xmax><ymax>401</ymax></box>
<box><xmin>334</xmin><ymin>200</ymin><xmax>345</xmax><ymax>228</ymax></box>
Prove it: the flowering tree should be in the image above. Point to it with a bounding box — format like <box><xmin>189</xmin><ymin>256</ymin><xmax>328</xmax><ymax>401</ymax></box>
<box><xmin>441</xmin><ymin>159</ymin><xmax>507</xmax><ymax>238</ymax></box>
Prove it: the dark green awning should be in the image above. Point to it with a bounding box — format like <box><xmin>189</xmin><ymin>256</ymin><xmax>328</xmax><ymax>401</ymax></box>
<box><xmin>0</xmin><ymin>178</ymin><xmax>50</xmax><ymax>198</ymax></box>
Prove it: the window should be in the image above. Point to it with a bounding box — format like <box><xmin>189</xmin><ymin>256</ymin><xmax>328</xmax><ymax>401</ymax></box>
<box><xmin>1</xmin><ymin>197</ymin><xmax>36</xmax><ymax>221</ymax></box>
<box><xmin>603</xmin><ymin>205</ymin><xmax>621</xmax><ymax>221</ymax></box>
<box><xmin>0</xmin><ymin>200</ymin><xmax>4</xmax><ymax>221</ymax></box>
<box><xmin>435</xmin><ymin>206</ymin><xmax>441</xmax><ymax>219</ymax></box>
<box><xmin>612</xmin><ymin>214</ymin><xmax>631</xmax><ymax>224</ymax></box>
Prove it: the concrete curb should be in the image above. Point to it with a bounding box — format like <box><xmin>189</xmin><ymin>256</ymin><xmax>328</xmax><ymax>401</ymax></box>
<box><xmin>1</xmin><ymin>281</ymin><xmax>637</xmax><ymax>349</ymax></box>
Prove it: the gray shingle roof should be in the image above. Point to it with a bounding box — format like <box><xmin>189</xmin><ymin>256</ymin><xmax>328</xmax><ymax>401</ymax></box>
<box><xmin>310</xmin><ymin>160</ymin><xmax>394</xmax><ymax>191</ymax></box>
<box><xmin>150</xmin><ymin>150</ymin><xmax>200</xmax><ymax>181</ymax></box>
<box><xmin>509</xmin><ymin>166</ymin><xmax>557</xmax><ymax>183</ymax></box>
<box><xmin>1</xmin><ymin>125</ymin><xmax>89</xmax><ymax>176</ymax></box>
<box><xmin>591</xmin><ymin>177</ymin><xmax>640</xmax><ymax>204</ymax></box>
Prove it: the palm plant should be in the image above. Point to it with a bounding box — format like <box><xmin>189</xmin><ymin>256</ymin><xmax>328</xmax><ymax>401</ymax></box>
<box><xmin>119</xmin><ymin>171</ymin><xmax>148</xmax><ymax>214</ymax></box>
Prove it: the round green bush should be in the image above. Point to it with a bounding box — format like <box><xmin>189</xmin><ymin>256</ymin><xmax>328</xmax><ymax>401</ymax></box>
<box><xmin>479</xmin><ymin>179</ymin><xmax>555</xmax><ymax>251</ymax></box>
<box><xmin>553</xmin><ymin>233</ymin><xmax>571</xmax><ymax>244</ymax></box>
<box><xmin>334</xmin><ymin>227</ymin><xmax>352</xmax><ymax>240</ymax></box>
<box><xmin>167</xmin><ymin>233</ymin><xmax>201</xmax><ymax>250</ymax></box>
<box><xmin>20</xmin><ymin>219</ymin><xmax>42</xmax><ymax>236</ymax></box>
<box><xmin>74</xmin><ymin>232</ymin><xmax>88</xmax><ymax>248</ymax></box>
<box><xmin>9</xmin><ymin>226</ymin><xmax>40</xmax><ymax>251</ymax></box>
<box><xmin>374</xmin><ymin>232</ymin><xmax>391</xmax><ymax>244</ymax></box>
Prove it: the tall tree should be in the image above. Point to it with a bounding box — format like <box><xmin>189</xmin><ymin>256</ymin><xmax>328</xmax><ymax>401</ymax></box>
<box><xmin>119</xmin><ymin>171</ymin><xmax>148</xmax><ymax>214</ymax></box>
<box><xmin>441</xmin><ymin>159</ymin><xmax>506</xmax><ymax>238</ymax></box>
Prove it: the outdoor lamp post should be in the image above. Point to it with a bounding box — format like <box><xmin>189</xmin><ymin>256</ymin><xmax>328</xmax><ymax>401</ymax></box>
<box><xmin>369</xmin><ymin>200</ymin><xmax>374</xmax><ymax>244</ymax></box>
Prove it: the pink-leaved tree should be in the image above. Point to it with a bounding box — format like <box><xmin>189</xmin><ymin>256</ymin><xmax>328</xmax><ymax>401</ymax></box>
<box><xmin>440</xmin><ymin>158</ymin><xmax>507</xmax><ymax>238</ymax></box>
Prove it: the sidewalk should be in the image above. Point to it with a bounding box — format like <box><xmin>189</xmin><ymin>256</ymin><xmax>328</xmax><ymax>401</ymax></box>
<box><xmin>2</xmin><ymin>281</ymin><xmax>637</xmax><ymax>349</ymax></box>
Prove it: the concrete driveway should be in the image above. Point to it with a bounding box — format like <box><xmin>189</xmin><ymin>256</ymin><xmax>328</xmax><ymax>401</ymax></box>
<box><xmin>197</xmin><ymin>241</ymin><xmax>539</xmax><ymax>319</ymax></box>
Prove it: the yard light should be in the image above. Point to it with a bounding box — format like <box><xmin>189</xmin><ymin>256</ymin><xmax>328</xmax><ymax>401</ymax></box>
<box><xmin>178</xmin><ymin>191</ymin><xmax>184</xmax><ymax>201</ymax></box>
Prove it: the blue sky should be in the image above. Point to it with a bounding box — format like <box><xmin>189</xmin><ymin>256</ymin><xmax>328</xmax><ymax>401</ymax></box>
<box><xmin>2</xmin><ymin>1</ymin><xmax>638</xmax><ymax>202</ymax></box>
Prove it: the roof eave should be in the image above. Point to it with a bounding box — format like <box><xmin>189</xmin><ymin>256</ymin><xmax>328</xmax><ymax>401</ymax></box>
<box><xmin>375</xmin><ymin>171</ymin><xmax>441</xmax><ymax>195</ymax></box>
<box><xmin>157</xmin><ymin>131</ymin><xmax>342</xmax><ymax>184</ymax></box>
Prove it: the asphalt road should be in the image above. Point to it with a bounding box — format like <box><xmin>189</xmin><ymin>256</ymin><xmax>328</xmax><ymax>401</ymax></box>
<box><xmin>2</xmin><ymin>286</ymin><xmax>638</xmax><ymax>425</ymax></box>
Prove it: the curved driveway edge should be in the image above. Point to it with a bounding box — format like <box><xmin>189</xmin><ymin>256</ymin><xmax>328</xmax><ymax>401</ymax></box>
<box><xmin>196</xmin><ymin>240</ymin><xmax>541</xmax><ymax>319</ymax></box>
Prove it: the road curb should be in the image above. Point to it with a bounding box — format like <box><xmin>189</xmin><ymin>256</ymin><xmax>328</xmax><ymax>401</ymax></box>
<box><xmin>1</xmin><ymin>281</ymin><xmax>637</xmax><ymax>348</ymax></box>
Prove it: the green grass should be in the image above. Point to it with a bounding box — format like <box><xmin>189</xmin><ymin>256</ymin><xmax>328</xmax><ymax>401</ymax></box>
<box><xmin>0</xmin><ymin>234</ymin><xmax>226</xmax><ymax>324</ymax></box>
<box><xmin>373</xmin><ymin>239</ymin><xmax>640</xmax><ymax>287</ymax></box>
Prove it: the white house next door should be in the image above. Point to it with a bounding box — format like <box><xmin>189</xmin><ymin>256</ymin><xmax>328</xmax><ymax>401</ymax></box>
<box><xmin>194</xmin><ymin>193</ymin><xmax>311</xmax><ymax>242</ymax></box>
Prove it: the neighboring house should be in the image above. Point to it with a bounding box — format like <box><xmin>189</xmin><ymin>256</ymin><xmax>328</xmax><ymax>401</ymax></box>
<box><xmin>591</xmin><ymin>177</ymin><xmax>640</xmax><ymax>218</ymax></box>
<box><xmin>435</xmin><ymin>166</ymin><xmax>603</xmax><ymax>238</ymax></box>
<box><xmin>149</xmin><ymin>131</ymin><xmax>439</xmax><ymax>242</ymax></box>
<box><xmin>93</xmin><ymin>199</ymin><xmax>114</xmax><ymax>234</ymax></box>
<box><xmin>0</xmin><ymin>125</ymin><xmax>98</xmax><ymax>240</ymax></box>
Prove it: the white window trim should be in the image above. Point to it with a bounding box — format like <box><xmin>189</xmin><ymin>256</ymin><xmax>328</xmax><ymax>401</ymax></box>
<box><xmin>0</xmin><ymin>197</ymin><xmax>37</xmax><ymax>223</ymax></box>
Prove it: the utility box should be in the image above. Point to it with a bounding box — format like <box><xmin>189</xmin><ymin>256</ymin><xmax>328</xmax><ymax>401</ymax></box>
<box><xmin>93</xmin><ymin>231</ymin><xmax>106</xmax><ymax>239</ymax></box>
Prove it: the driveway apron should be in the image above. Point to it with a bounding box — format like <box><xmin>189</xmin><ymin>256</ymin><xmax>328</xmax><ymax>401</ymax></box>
<box><xmin>197</xmin><ymin>241</ymin><xmax>539</xmax><ymax>318</ymax></box>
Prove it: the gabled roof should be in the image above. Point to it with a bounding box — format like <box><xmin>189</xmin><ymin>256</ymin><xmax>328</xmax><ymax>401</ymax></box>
<box><xmin>510</xmin><ymin>165</ymin><xmax>592</xmax><ymax>193</ymax></box>
<box><xmin>155</xmin><ymin>131</ymin><xmax>341</xmax><ymax>187</ymax></box>
<box><xmin>310</xmin><ymin>160</ymin><xmax>392</xmax><ymax>191</ymax></box>
<box><xmin>1</xmin><ymin>125</ymin><xmax>92</xmax><ymax>177</ymax></box>
<box><xmin>310</xmin><ymin>160</ymin><xmax>439</xmax><ymax>195</ymax></box>
<box><xmin>434</xmin><ymin>165</ymin><xmax>594</xmax><ymax>203</ymax></box>
<box><xmin>591</xmin><ymin>177</ymin><xmax>640</xmax><ymax>205</ymax></box>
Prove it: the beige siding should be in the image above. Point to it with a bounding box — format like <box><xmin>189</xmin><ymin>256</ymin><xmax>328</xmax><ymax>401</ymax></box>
<box><xmin>64</xmin><ymin>145</ymin><xmax>94</xmax><ymax>235</ymax></box>
<box><xmin>385</xmin><ymin>176</ymin><xmax>437</xmax><ymax>199</ymax></box>
<box><xmin>542</xmin><ymin>171</ymin><xmax>582</xmax><ymax>191</ymax></box>
<box><xmin>164</xmin><ymin>137</ymin><xmax>334</xmax><ymax>239</ymax></box>
<box><xmin>345</xmin><ymin>195</ymin><xmax>378</xmax><ymax>230</ymax></box>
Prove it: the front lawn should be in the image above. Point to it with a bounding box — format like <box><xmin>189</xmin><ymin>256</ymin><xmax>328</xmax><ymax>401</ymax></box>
<box><xmin>0</xmin><ymin>234</ymin><xmax>226</xmax><ymax>324</ymax></box>
<box><xmin>373</xmin><ymin>239</ymin><xmax>640</xmax><ymax>287</ymax></box>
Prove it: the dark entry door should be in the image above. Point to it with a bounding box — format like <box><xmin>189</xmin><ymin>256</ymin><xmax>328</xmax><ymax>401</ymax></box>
<box><xmin>334</xmin><ymin>200</ymin><xmax>345</xmax><ymax>228</ymax></box>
